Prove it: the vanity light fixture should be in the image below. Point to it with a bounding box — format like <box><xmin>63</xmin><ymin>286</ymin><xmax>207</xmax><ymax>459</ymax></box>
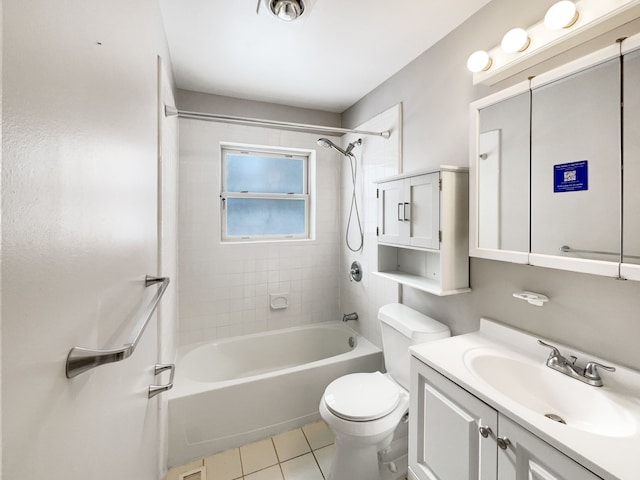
<box><xmin>544</xmin><ymin>1</ymin><xmax>579</xmax><ymax>30</ymax></box>
<box><xmin>466</xmin><ymin>50</ymin><xmax>492</xmax><ymax>73</ymax></box>
<box><xmin>501</xmin><ymin>28</ymin><xmax>531</xmax><ymax>53</ymax></box>
<box><xmin>467</xmin><ymin>0</ymin><xmax>640</xmax><ymax>85</ymax></box>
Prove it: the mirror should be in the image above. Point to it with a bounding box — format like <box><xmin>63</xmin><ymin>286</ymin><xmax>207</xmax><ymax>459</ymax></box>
<box><xmin>470</xmin><ymin>84</ymin><xmax>530</xmax><ymax>264</ymax></box>
<box><xmin>477</xmin><ymin>91</ymin><xmax>530</xmax><ymax>253</ymax></box>
<box><xmin>623</xmin><ymin>48</ymin><xmax>640</xmax><ymax>266</ymax></box>
<box><xmin>530</xmin><ymin>58</ymin><xmax>621</xmax><ymax>265</ymax></box>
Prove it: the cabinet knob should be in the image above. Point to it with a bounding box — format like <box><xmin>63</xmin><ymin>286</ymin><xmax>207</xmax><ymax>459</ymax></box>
<box><xmin>497</xmin><ymin>436</ymin><xmax>511</xmax><ymax>450</ymax></box>
<box><xmin>478</xmin><ymin>426</ymin><xmax>492</xmax><ymax>438</ymax></box>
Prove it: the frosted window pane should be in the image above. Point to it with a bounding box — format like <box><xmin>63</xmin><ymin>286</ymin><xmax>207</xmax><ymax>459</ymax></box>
<box><xmin>227</xmin><ymin>198</ymin><xmax>305</xmax><ymax>236</ymax></box>
<box><xmin>226</xmin><ymin>155</ymin><xmax>304</xmax><ymax>194</ymax></box>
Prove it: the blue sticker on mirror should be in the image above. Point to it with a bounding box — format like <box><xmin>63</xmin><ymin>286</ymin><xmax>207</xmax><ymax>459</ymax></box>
<box><xmin>554</xmin><ymin>161</ymin><xmax>588</xmax><ymax>192</ymax></box>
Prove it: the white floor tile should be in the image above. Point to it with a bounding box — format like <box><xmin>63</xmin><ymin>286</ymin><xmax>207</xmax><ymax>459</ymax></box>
<box><xmin>244</xmin><ymin>464</ymin><xmax>284</xmax><ymax>480</ymax></box>
<box><xmin>312</xmin><ymin>443</ymin><xmax>335</xmax><ymax>479</ymax></box>
<box><xmin>280</xmin><ymin>453</ymin><xmax>324</xmax><ymax>480</ymax></box>
<box><xmin>240</xmin><ymin>438</ymin><xmax>279</xmax><ymax>474</ymax></box>
<box><xmin>204</xmin><ymin>448</ymin><xmax>242</xmax><ymax>480</ymax></box>
<box><xmin>272</xmin><ymin>429</ymin><xmax>311</xmax><ymax>462</ymax></box>
<box><xmin>302</xmin><ymin>420</ymin><xmax>335</xmax><ymax>450</ymax></box>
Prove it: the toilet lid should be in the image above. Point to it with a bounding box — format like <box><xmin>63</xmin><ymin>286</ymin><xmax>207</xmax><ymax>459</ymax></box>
<box><xmin>323</xmin><ymin>372</ymin><xmax>400</xmax><ymax>421</ymax></box>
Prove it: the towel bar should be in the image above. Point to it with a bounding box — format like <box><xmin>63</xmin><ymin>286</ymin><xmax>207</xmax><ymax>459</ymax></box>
<box><xmin>65</xmin><ymin>275</ymin><xmax>170</xmax><ymax>378</ymax></box>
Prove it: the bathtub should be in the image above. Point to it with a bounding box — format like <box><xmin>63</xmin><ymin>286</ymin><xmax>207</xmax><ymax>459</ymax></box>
<box><xmin>167</xmin><ymin>321</ymin><xmax>382</xmax><ymax>467</ymax></box>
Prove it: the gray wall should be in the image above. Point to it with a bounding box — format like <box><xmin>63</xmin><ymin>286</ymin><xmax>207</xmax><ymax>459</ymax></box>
<box><xmin>343</xmin><ymin>0</ymin><xmax>640</xmax><ymax>370</ymax></box>
<box><xmin>177</xmin><ymin>89</ymin><xmax>341</xmax><ymax>127</ymax></box>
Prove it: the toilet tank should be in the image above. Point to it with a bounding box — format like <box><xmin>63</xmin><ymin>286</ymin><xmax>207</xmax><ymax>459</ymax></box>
<box><xmin>378</xmin><ymin>303</ymin><xmax>451</xmax><ymax>390</ymax></box>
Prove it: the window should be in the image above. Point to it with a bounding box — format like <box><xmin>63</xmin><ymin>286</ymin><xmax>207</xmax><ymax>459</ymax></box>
<box><xmin>221</xmin><ymin>145</ymin><xmax>310</xmax><ymax>241</ymax></box>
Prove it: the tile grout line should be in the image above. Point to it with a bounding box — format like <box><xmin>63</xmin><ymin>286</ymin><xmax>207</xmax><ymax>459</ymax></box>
<box><xmin>301</xmin><ymin>427</ymin><xmax>328</xmax><ymax>480</ymax></box>
<box><xmin>238</xmin><ymin>446</ymin><xmax>245</xmax><ymax>478</ymax></box>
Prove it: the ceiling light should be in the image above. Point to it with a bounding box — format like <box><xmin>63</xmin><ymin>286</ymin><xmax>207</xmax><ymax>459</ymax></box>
<box><xmin>501</xmin><ymin>28</ymin><xmax>530</xmax><ymax>53</ymax></box>
<box><xmin>544</xmin><ymin>1</ymin><xmax>579</xmax><ymax>30</ymax></box>
<box><xmin>269</xmin><ymin>0</ymin><xmax>305</xmax><ymax>22</ymax></box>
<box><xmin>467</xmin><ymin>51</ymin><xmax>492</xmax><ymax>73</ymax></box>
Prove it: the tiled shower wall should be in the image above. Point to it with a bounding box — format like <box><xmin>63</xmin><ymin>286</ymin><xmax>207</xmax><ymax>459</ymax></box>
<box><xmin>339</xmin><ymin>105</ymin><xmax>403</xmax><ymax>348</ymax></box>
<box><xmin>178</xmin><ymin>119</ymin><xmax>342</xmax><ymax>345</ymax></box>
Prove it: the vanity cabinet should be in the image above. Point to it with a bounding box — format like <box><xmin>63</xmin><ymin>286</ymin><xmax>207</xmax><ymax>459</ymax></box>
<box><xmin>374</xmin><ymin>167</ymin><xmax>469</xmax><ymax>296</ymax></box>
<box><xmin>409</xmin><ymin>358</ymin><xmax>602</xmax><ymax>480</ymax></box>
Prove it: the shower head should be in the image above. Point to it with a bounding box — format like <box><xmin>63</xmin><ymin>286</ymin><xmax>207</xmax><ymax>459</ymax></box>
<box><xmin>317</xmin><ymin>137</ymin><xmax>362</xmax><ymax>157</ymax></box>
<box><xmin>317</xmin><ymin>138</ymin><xmax>349</xmax><ymax>156</ymax></box>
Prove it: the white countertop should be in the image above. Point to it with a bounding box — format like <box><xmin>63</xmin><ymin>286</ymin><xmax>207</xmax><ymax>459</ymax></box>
<box><xmin>410</xmin><ymin>318</ymin><xmax>640</xmax><ymax>480</ymax></box>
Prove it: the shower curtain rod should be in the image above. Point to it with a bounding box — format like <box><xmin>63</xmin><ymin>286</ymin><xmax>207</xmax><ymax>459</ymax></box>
<box><xmin>165</xmin><ymin>106</ymin><xmax>391</xmax><ymax>138</ymax></box>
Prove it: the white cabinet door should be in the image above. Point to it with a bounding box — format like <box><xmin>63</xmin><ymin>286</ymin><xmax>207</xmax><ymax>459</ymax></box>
<box><xmin>410</xmin><ymin>358</ymin><xmax>498</xmax><ymax>480</ymax></box>
<box><xmin>408</xmin><ymin>173</ymin><xmax>440</xmax><ymax>249</ymax></box>
<box><xmin>379</xmin><ymin>178</ymin><xmax>406</xmax><ymax>245</ymax></box>
<box><xmin>378</xmin><ymin>173</ymin><xmax>440</xmax><ymax>249</ymax></box>
<box><xmin>497</xmin><ymin>416</ymin><xmax>602</xmax><ymax>480</ymax></box>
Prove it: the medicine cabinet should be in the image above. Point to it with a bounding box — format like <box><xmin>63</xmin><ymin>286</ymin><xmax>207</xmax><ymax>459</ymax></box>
<box><xmin>374</xmin><ymin>167</ymin><xmax>470</xmax><ymax>296</ymax></box>
<box><xmin>470</xmin><ymin>34</ymin><xmax>640</xmax><ymax>280</ymax></box>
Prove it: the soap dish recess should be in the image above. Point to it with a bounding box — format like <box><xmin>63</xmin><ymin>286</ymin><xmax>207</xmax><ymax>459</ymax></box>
<box><xmin>270</xmin><ymin>293</ymin><xmax>289</xmax><ymax>310</ymax></box>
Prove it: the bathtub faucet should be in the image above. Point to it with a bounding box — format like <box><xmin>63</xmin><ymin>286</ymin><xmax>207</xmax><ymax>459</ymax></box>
<box><xmin>342</xmin><ymin>312</ymin><xmax>359</xmax><ymax>322</ymax></box>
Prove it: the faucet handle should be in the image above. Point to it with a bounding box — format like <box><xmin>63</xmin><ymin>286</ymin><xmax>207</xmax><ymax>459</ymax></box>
<box><xmin>584</xmin><ymin>361</ymin><xmax>616</xmax><ymax>381</ymax></box>
<box><xmin>537</xmin><ymin>339</ymin><xmax>562</xmax><ymax>358</ymax></box>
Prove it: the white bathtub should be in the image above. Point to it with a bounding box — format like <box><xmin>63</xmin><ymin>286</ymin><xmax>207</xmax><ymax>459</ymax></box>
<box><xmin>168</xmin><ymin>321</ymin><xmax>382</xmax><ymax>467</ymax></box>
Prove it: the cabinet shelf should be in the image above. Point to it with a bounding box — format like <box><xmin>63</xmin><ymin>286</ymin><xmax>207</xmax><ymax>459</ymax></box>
<box><xmin>372</xmin><ymin>270</ymin><xmax>470</xmax><ymax>296</ymax></box>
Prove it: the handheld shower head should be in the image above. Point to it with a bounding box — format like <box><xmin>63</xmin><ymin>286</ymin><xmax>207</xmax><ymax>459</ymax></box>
<box><xmin>317</xmin><ymin>138</ymin><xmax>349</xmax><ymax>156</ymax></box>
<box><xmin>317</xmin><ymin>137</ymin><xmax>364</xmax><ymax>252</ymax></box>
<box><xmin>317</xmin><ymin>137</ymin><xmax>362</xmax><ymax>157</ymax></box>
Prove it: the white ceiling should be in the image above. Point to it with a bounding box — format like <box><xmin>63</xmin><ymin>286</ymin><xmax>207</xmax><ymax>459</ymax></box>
<box><xmin>159</xmin><ymin>0</ymin><xmax>492</xmax><ymax>113</ymax></box>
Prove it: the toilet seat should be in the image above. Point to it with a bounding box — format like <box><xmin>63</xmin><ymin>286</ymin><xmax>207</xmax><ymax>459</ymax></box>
<box><xmin>323</xmin><ymin>372</ymin><xmax>401</xmax><ymax>421</ymax></box>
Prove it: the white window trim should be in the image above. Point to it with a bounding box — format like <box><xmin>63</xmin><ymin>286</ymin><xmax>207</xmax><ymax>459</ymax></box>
<box><xmin>220</xmin><ymin>144</ymin><xmax>312</xmax><ymax>243</ymax></box>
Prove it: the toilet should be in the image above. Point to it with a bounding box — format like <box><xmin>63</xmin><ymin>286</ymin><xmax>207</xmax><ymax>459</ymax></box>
<box><xmin>319</xmin><ymin>303</ymin><xmax>451</xmax><ymax>480</ymax></box>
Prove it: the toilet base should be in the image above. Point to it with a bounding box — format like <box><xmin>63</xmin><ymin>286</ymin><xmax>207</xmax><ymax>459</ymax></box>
<box><xmin>329</xmin><ymin>436</ymin><xmax>385</xmax><ymax>480</ymax></box>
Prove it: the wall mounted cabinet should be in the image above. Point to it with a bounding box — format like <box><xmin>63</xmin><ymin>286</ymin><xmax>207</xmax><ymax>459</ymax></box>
<box><xmin>374</xmin><ymin>167</ymin><xmax>469</xmax><ymax>296</ymax></box>
<box><xmin>409</xmin><ymin>358</ymin><xmax>602</xmax><ymax>480</ymax></box>
<box><xmin>469</xmin><ymin>33</ymin><xmax>640</xmax><ymax>280</ymax></box>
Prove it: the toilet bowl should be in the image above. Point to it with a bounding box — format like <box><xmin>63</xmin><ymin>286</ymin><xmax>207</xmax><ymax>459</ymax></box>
<box><xmin>319</xmin><ymin>304</ymin><xmax>450</xmax><ymax>480</ymax></box>
<box><xmin>320</xmin><ymin>372</ymin><xmax>409</xmax><ymax>480</ymax></box>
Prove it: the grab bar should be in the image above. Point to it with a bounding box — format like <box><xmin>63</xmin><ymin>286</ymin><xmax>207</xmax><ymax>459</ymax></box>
<box><xmin>66</xmin><ymin>275</ymin><xmax>170</xmax><ymax>378</ymax></box>
<box><xmin>560</xmin><ymin>245</ymin><xmax>640</xmax><ymax>260</ymax></box>
<box><xmin>148</xmin><ymin>363</ymin><xmax>175</xmax><ymax>398</ymax></box>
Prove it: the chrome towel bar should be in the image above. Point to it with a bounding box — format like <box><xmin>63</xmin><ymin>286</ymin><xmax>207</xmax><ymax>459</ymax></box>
<box><xmin>560</xmin><ymin>245</ymin><xmax>640</xmax><ymax>260</ymax></box>
<box><xmin>66</xmin><ymin>275</ymin><xmax>170</xmax><ymax>379</ymax></box>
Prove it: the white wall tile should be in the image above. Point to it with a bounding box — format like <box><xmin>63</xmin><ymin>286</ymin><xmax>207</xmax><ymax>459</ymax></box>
<box><xmin>178</xmin><ymin>122</ymin><xmax>341</xmax><ymax>345</ymax></box>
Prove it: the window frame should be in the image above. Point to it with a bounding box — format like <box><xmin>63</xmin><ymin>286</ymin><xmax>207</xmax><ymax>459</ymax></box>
<box><xmin>220</xmin><ymin>144</ymin><xmax>311</xmax><ymax>242</ymax></box>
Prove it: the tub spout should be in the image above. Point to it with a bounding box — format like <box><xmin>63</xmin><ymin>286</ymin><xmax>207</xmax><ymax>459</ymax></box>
<box><xmin>342</xmin><ymin>312</ymin><xmax>358</xmax><ymax>322</ymax></box>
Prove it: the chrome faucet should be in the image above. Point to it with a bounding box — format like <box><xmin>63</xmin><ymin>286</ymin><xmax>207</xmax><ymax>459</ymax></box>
<box><xmin>538</xmin><ymin>340</ymin><xmax>615</xmax><ymax>387</ymax></box>
<box><xmin>342</xmin><ymin>312</ymin><xmax>358</xmax><ymax>322</ymax></box>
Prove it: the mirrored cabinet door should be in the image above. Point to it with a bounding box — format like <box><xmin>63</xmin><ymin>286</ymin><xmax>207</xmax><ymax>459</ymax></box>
<box><xmin>470</xmin><ymin>83</ymin><xmax>531</xmax><ymax>264</ymax></box>
<box><xmin>478</xmin><ymin>92</ymin><xmax>531</xmax><ymax>253</ymax></box>
<box><xmin>623</xmin><ymin>48</ymin><xmax>640</xmax><ymax>271</ymax></box>
<box><xmin>530</xmin><ymin>58</ymin><xmax>621</xmax><ymax>274</ymax></box>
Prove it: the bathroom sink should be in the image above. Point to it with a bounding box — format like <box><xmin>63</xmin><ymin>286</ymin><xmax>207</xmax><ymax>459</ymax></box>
<box><xmin>464</xmin><ymin>348</ymin><xmax>637</xmax><ymax>438</ymax></box>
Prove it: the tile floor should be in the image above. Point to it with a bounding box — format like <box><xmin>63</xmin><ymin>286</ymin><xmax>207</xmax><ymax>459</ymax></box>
<box><xmin>164</xmin><ymin>420</ymin><xmax>336</xmax><ymax>480</ymax></box>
